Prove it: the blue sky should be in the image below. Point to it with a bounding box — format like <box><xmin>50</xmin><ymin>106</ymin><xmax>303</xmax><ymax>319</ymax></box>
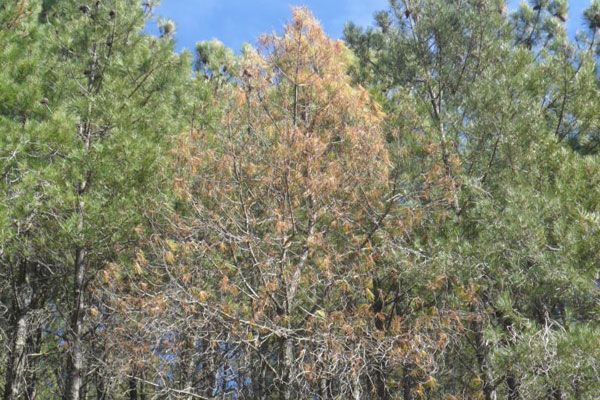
<box><xmin>149</xmin><ymin>0</ymin><xmax>387</xmax><ymax>52</ymax></box>
<box><xmin>149</xmin><ymin>0</ymin><xmax>590</xmax><ymax>52</ymax></box>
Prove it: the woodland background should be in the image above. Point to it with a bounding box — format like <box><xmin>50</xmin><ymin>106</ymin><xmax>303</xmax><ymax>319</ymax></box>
<box><xmin>1</xmin><ymin>1</ymin><xmax>599</xmax><ymax>399</ymax></box>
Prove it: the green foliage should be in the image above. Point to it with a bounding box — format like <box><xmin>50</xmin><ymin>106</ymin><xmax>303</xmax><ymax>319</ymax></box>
<box><xmin>345</xmin><ymin>0</ymin><xmax>600</xmax><ymax>398</ymax></box>
<box><xmin>1</xmin><ymin>1</ymin><xmax>192</xmax><ymax>399</ymax></box>
<box><xmin>584</xmin><ymin>0</ymin><xmax>600</xmax><ymax>30</ymax></box>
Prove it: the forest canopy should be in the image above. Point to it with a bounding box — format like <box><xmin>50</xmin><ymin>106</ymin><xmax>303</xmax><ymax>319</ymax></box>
<box><xmin>1</xmin><ymin>1</ymin><xmax>599</xmax><ymax>399</ymax></box>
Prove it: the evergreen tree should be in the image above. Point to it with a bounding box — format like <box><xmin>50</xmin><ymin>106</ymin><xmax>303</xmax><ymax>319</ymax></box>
<box><xmin>1</xmin><ymin>1</ymin><xmax>190</xmax><ymax>398</ymax></box>
<box><xmin>346</xmin><ymin>1</ymin><xmax>600</xmax><ymax>398</ymax></box>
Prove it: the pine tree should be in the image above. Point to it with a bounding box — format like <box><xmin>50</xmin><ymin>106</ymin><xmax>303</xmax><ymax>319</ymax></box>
<box><xmin>346</xmin><ymin>1</ymin><xmax>600</xmax><ymax>398</ymax></box>
<box><xmin>1</xmin><ymin>1</ymin><xmax>191</xmax><ymax>399</ymax></box>
<box><xmin>0</xmin><ymin>2</ymin><xmax>60</xmax><ymax>398</ymax></box>
<box><xmin>159</xmin><ymin>8</ymin><xmax>393</xmax><ymax>399</ymax></box>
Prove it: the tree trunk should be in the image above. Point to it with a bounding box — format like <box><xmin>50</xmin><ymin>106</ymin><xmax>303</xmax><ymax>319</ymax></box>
<box><xmin>2</xmin><ymin>312</ymin><xmax>28</xmax><ymax>400</ymax></box>
<box><xmin>25</xmin><ymin>326</ymin><xmax>43</xmax><ymax>400</ymax></box>
<box><xmin>64</xmin><ymin>247</ymin><xmax>86</xmax><ymax>400</ymax></box>
<box><xmin>282</xmin><ymin>337</ymin><xmax>294</xmax><ymax>400</ymax></box>
<box><xmin>65</xmin><ymin>17</ymin><xmax>96</xmax><ymax>399</ymax></box>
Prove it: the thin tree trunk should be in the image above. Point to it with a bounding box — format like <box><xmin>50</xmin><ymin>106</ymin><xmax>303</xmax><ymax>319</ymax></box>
<box><xmin>2</xmin><ymin>312</ymin><xmax>28</xmax><ymax>400</ymax></box>
<box><xmin>25</xmin><ymin>326</ymin><xmax>43</xmax><ymax>400</ymax></box>
<box><xmin>282</xmin><ymin>337</ymin><xmax>294</xmax><ymax>400</ymax></box>
<box><xmin>65</xmin><ymin>247</ymin><xmax>86</xmax><ymax>400</ymax></box>
<box><xmin>65</xmin><ymin>9</ymin><xmax>98</xmax><ymax>397</ymax></box>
